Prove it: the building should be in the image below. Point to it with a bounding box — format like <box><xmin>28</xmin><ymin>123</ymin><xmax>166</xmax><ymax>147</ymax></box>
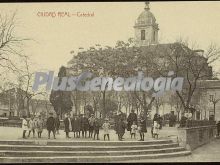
<box><xmin>66</xmin><ymin>2</ymin><xmax>218</xmax><ymax>120</ymax></box>
<box><xmin>0</xmin><ymin>88</ymin><xmax>54</xmax><ymax>118</ymax></box>
<box><xmin>197</xmin><ymin>80</ymin><xmax>220</xmax><ymax>121</ymax></box>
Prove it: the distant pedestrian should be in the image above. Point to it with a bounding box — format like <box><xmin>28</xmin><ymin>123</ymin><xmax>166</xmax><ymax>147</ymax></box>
<box><xmin>138</xmin><ymin>111</ymin><xmax>147</xmax><ymax>141</ymax></box>
<box><xmin>64</xmin><ymin>113</ymin><xmax>72</xmax><ymax>138</ymax></box>
<box><xmin>93</xmin><ymin>118</ymin><xmax>100</xmax><ymax>140</ymax></box>
<box><xmin>153</xmin><ymin>120</ymin><xmax>160</xmax><ymax>139</ymax></box>
<box><xmin>102</xmin><ymin>118</ymin><xmax>111</xmax><ymax>141</ymax></box>
<box><xmin>72</xmin><ymin>115</ymin><xmax>80</xmax><ymax>138</ymax></box>
<box><xmin>81</xmin><ymin>114</ymin><xmax>89</xmax><ymax>138</ymax></box>
<box><xmin>217</xmin><ymin>121</ymin><xmax>220</xmax><ymax>136</ymax></box>
<box><xmin>116</xmin><ymin>118</ymin><xmax>126</xmax><ymax>141</ymax></box>
<box><xmin>22</xmin><ymin>115</ymin><xmax>28</xmax><ymax>139</ymax></box>
<box><xmin>130</xmin><ymin>121</ymin><xmax>138</xmax><ymax>139</ymax></box>
<box><xmin>55</xmin><ymin>115</ymin><xmax>60</xmax><ymax>134</ymax></box>
<box><xmin>88</xmin><ymin>114</ymin><xmax>95</xmax><ymax>138</ymax></box>
<box><xmin>157</xmin><ymin>115</ymin><xmax>163</xmax><ymax>129</ymax></box>
<box><xmin>179</xmin><ymin>114</ymin><xmax>188</xmax><ymax>128</ymax></box>
<box><xmin>46</xmin><ymin>112</ymin><xmax>56</xmax><ymax>139</ymax></box>
<box><xmin>78</xmin><ymin>114</ymin><xmax>83</xmax><ymax>138</ymax></box>
<box><xmin>36</xmin><ymin>115</ymin><xmax>44</xmax><ymax>138</ymax></box>
<box><xmin>28</xmin><ymin>115</ymin><xmax>36</xmax><ymax>138</ymax></box>
<box><xmin>151</xmin><ymin>123</ymin><xmax>154</xmax><ymax>138</ymax></box>
<box><xmin>127</xmin><ymin>110</ymin><xmax>137</xmax><ymax>133</ymax></box>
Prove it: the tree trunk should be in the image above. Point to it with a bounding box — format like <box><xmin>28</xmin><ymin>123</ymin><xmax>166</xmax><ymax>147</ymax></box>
<box><xmin>102</xmin><ymin>90</ymin><xmax>106</xmax><ymax>118</ymax></box>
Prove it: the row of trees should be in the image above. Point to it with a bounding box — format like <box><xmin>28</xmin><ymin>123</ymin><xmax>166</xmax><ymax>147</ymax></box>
<box><xmin>50</xmin><ymin>38</ymin><xmax>220</xmax><ymax>119</ymax></box>
<box><xmin>0</xmin><ymin>12</ymin><xmax>49</xmax><ymax>117</ymax></box>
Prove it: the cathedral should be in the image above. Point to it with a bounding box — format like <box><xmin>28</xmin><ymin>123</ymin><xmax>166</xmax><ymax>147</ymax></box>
<box><xmin>66</xmin><ymin>2</ymin><xmax>220</xmax><ymax>122</ymax></box>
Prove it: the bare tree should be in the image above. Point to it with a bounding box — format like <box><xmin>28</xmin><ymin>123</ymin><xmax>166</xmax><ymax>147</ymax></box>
<box><xmin>0</xmin><ymin>11</ymin><xmax>28</xmax><ymax>73</ymax></box>
<box><xmin>162</xmin><ymin>41</ymin><xmax>220</xmax><ymax>113</ymax></box>
<box><xmin>16</xmin><ymin>56</ymin><xmax>47</xmax><ymax>117</ymax></box>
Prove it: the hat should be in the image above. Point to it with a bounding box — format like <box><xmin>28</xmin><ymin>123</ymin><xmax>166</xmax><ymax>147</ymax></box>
<box><xmin>49</xmin><ymin>112</ymin><xmax>53</xmax><ymax>115</ymax></box>
<box><xmin>91</xmin><ymin>114</ymin><xmax>94</xmax><ymax>116</ymax></box>
<box><xmin>104</xmin><ymin>118</ymin><xmax>109</xmax><ymax>121</ymax></box>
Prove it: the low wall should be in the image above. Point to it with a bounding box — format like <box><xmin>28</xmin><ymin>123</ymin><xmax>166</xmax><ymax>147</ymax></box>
<box><xmin>177</xmin><ymin>125</ymin><xmax>217</xmax><ymax>151</ymax></box>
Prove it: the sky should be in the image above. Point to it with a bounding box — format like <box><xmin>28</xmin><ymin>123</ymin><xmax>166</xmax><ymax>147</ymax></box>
<box><xmin>0</xmin><ymin>1</ymin><xmax>220</xmax><ymax>76</ymax></box>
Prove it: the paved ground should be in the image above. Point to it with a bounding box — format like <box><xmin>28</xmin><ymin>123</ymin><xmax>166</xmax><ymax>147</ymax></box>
<box><xmin>1</xmin><ymin>126</ymin><xmax>220</xmax><ymax>162</ymax></box>
<box><xmin>126</xmin><ymin>139</ymin><xmax>220</xmax><ymax>162</ymax></box>
<box><xmin>0</xmin><ymin>126</ymin><xmax>178</xmax><ymax>141</ymax></box>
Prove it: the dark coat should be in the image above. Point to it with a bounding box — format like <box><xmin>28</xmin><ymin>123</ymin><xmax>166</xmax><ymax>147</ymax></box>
<box><xmin>64</xmin><ymin>117</ymin><xmax>72</xmax><ymax>132</ymax></box>
<box><xmin>158</xmin><ymin>117</ymin><xmax>163</xmax><ymax>129</ymax></box>
<box><xmin>116</xmin><ymin>120</ymin><xmax>126</xmax><ymax>135</ymax></box>
<box><xmin>46</xmin><ymin>117</ymin><xmax>56</xmax><ymax>131</ymax></box>
<box><xmin>81</xmin><ymin>117</ymin><xmax>89</xmax><ymax>131</ymax></box>
<box><xmin>180</xmin><ymin>116</ymin><xmax>187</xmax><ymax>127</ymax></box>
<box><xmin>55</xmin><ymin>118</ymin><xmax>60</xmax><ymax>129</ymax></box>
<box><xmin>72</xmin><ymin>117</ymin><xmax>81</xmax><ymax>132</ymax></box>
<box><xmin>127</xmin><ymin>112</ymin><xmax>137</xmax><ymax>131</ymax></box>
<box><xmin>93</xmin><ymin>120</ymin><xmax>101</xmax><ymax>131</ymax></box>
<box><xmin>139</xmin><ymin>116</ymin><xmax>147</xmax><ymax>133</ymax></box>
<box><xmin>217</xmin><ymin>122</ymin><xmax>220</xmax><ymax>130</ymax></box>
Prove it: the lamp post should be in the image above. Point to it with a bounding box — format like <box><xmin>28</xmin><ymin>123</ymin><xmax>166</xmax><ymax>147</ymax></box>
<box><xmin>209</xmin><ymin>93</ymin><xmax>220</xmax><ymax>121</ymax></box>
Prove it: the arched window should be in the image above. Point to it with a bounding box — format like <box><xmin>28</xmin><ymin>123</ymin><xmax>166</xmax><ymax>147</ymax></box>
<box><xmin>141</xmin><ymin>30</ymin><xmax>145</xmax><ymax>40</ymax></box>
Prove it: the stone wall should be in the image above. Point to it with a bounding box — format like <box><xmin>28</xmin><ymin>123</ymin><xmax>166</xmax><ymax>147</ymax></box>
<box><xmin>177</xmin><ymin>125</ymin><xmax>217</xmax><ymax>151</ymax></box>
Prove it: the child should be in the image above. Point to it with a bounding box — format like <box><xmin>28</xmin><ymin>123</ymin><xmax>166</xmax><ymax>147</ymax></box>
<box><xmin>151</xmin><ymin>123</ymin><xmax>154</xmax><ymax>138</ymax></box>
<box><xmin>153</xmin><ymin>120</ymin><xmax>160</xmax><ymax>139</ymax></box>
<box><xmin>130</xmin><ymin>121</ymin><xmax>138</xmax><ymax>139</ymax></box>
<box><xmin>36</xmin><ymin>115</ymin><xmax>44</xmax><ymax>138</ymax></box>
<box><xmin>93</xmin><ymin>118</ymin><xmax>100</xmax><ymax>140</ymax></box>
<box><xmin>22</xmin><ymin>116</ymin><xmax>28</xmax><ymax>139</ymax></box>
<box><xmin>102</xmin><ymin>118</ymin><xmax>110</xmax><ymax>141</ymax></box>
<box><xmin>28</xmin><ymin>116</ymin><xmax>36</xmax><ymax>138</ymax></box>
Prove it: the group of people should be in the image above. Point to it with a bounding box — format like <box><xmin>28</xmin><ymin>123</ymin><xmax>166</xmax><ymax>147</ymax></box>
<box><xmin>63</xmin><ymin>113</ymin><xmax>110</xmax><ymax>140</ymax></box>
<box><xmin>115</xmin><ymin>110</ymin><xmax>148</xmax><ymax>141</ymax></box>
<box><xmin>151</xmin><ymin>113</ymin><xmax>163</xmax><ymax>139</ymax></box>
<box><xmin>22</xmin><ymin>115</ymin><xmax>47</xmax><ymax>139</ymax></box>
<box><xmin>22</xmin><ymin>110</ymin><xmax>163</xmax><ymax>141</ymax></box>
<box><xmin>22</xmin><ymin>113</ymin><xmax>60</xmax><ymax>139</ymax></box>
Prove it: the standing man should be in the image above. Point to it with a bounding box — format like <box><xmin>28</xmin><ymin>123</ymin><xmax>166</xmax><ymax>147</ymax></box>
<box><xmin>81</xmin><ymin>114</ymin><xmax>89</xmax><ymax>138</ymax></box>
<box><xmin>79</xmin><ymin>114</ymin><xmax>83</xmax><ymax>138</ymax></box>
<box><xmin>72</xmin><ymin>114</ymin><xmax>80</xmax><ymax>138</ymax></box>
<box><xmin>138</xmin><ymin>111</ymin><xmax>147</xmax><ymax>141</ymax></box>
<box><xmin>55</xmin><ymin>115</ymin><xmax>60</xmax><ymax>134</ymax></box>
<box><xmin>46</xmin><ymin>112</ymin><xmax>56</xmax><ymax>139</ymax></box>
<box><xmin>88</xmin><ymin>114</ymin><xmax>95</xmax><ymax>138</ymax></box>
<box><xmin>217</xmin><ymin>121</ymin><xmax>220</xmax><ymax>136</ymax></box>
<box><xmin>127</xmin><ymin>110</ymin><xmax>137</xmax><ymax>134</ymax></box>
<box><xmin>64</xmin><ymin>113</ymin><xmax>72</xmax><ymax>138</ymax></box>
<box><xmin>36</xmin><ymin>115</ymin><xmax>44</xmax><ymax>138</ymax></box>
<box><xmin>22</xmin><ymin>115</ymin><xmax>28</xmax><ymax>139</ymax></box>
<box><xmin>116</xmin><ymin>117</ymin><xmax>126</xmax><ymax>141</ymax></box>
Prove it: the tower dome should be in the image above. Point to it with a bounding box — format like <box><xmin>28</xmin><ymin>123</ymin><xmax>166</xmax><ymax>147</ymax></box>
<box><xmin>134</xmin><ymin>2</ymin><xmax>159</xmax><ymax>46</ymax></box>
<box><xmin>134</xmin><ymin>2</ymin><xmax>156</xmax><ymax>27</ymax></box>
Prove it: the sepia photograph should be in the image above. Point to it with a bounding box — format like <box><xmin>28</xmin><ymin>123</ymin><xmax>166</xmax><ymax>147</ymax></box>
<box><xmin>0</xmin><ymin>1</ymin><xmax>220</xmax><ymax>163</ymax></box>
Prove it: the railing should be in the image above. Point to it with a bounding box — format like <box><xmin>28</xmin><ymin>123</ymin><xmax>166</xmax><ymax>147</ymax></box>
<box><xmin>180</xmin><ymin>120</ymin><xmax>216</xmax><ymax>128</ymax></box>
<box><xmin>0</xmin><ymin>119</ymin><xmax>22</xmax><ymax>127</ymax></box>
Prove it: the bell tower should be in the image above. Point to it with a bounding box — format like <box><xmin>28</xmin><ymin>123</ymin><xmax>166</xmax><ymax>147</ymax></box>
<box><xmin>134</xmin><ymin>2</ymin><xmax>159</xmax><ymax>46</ymax></box>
